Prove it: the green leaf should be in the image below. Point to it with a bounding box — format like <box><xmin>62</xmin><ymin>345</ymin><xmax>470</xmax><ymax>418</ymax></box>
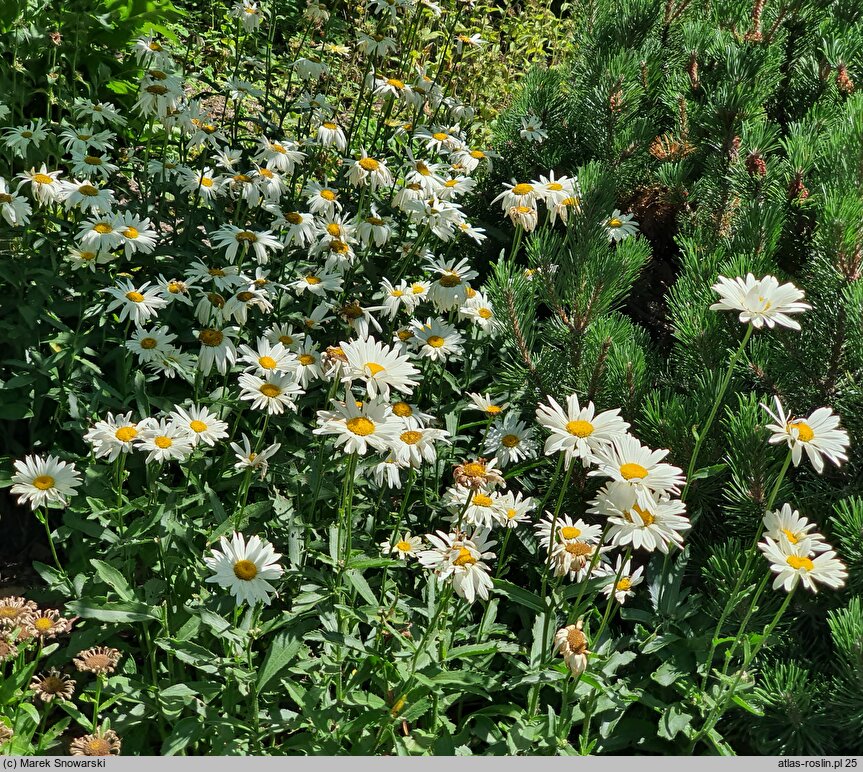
<box><xmin>690</xmin><ymin>463</ymin><xmax>728</xmax><ymax>481</ymax></box>
<box><xmin>445</xmin><ymin>642</ymin><xmax>520</xmax><ymax>660</ymax></box>
<box><xmin>344</xmin><ymin>569</ymin><xmax>378</xmax><ymax>606</ymax></box>
<box><xmin>89</xmin><ymin>559</ymin><xmax>134</xmax><ymax>601</ymax></box>
<box><xmin>493</xmin><ymin>579</ymin><xmax>544</xmax><ymax>613</ymax></box>
<box><xmin>66</xmin><ymin>598</ymin><xmax>160</xmax><ymax>623</ymax></box>
<box><xmin>657</xmin><ymin>704</ymin><xmax>693</xmax><ymax>741</ymax></box>
<box><xmin>257</xmin><ymin>630</ymin><xmax>305</xmax><ymax>692</ymax></box>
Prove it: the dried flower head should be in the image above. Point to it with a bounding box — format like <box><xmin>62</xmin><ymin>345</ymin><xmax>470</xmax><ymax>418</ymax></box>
<box><xmin>74</xmin><ymin>646</ymin><xmax>122</xmax><ymax>675</ymax></box>
<box><xmin>28</xmin><ymin>609</ymin><xmax>72</xmax><ymax>639</ymax></box>
<box><xmin>31</xmin><ymin>668</ymin><xmax>76</xmax><ymax>702</ymax></box>
<box><xmin>553</xmin><ymin>620</ymin><xmax>591</xmax><ymax>677</ymax></box>
<box><xmin>0</xmin><ymin>635</ymin><xmax>19</xmax><ymax>663</ymax></box>
<box><xmin>0</xmin><ymin>723</ymin><xmax>12</xmax><ymax>747</ymax></box>
<box><xmin>0</xmin><ymin>596</ymin><xmax>37</xmax><ymax>629</ymax></box>
<box><xmin>70</xmin><ymin>728</ymin><xmax>122</xmax><ymax>756</ymax></box>
<box><xmin>453</xmin><ymin>457</ymin><xmax>504</xmax><ymax>490</ymax></box>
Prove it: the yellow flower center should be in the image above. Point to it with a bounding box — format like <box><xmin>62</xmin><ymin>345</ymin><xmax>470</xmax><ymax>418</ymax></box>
<box><xmin>631</xmin><ymin>505</ymin><xmax>654</xmax><ymax>526</ymax></box>
<box><xmin>233</xmin><ymin>174</ymin><xmax>252</xmax><ymax>184</ymax></box>
<box><xmin>359</xmin><ymin>157</ymin><xmax>380</xmax><ymax>171</ymax></box>
<box><xmin>140</xmin><ymin>337</ymin><xmax>157</xmax><ymax>349</ymax></box>
<box><xmin>787</xmin><ymin>421</ymin><xmax>814</xmax><ymax>442</ymax></box>
<box><xmin>567</xmin><ymin>627</ymin><xmax>587</xmax><ymax>652</ymax></box>
<box><xmin>200</xmin><ymin>177</ymin><xmax>214</xmax><ymax>187</ymax></box>
<box><xmin>78</xmin><ymin>184</ymin><xmax>100</xmax><ymax>196</ymax></box>
<box><xmin>560</xmin><ymin>526</ymin><xmax>581</xmax><ymax>539</ymax></box>
<box><xmin>85</xmin><ymin>738</ymin><xmax>112</xmax><ymax>756</ymax></box>
<box><xmin>397</xmin><ymin>329</ymin><xmax>413</xmax><ymax>341</ymax></box>
<box><xmin>346</xmin><ymin>416</ymin><xmax>375</xmax><ymax>436</ymax></box>
<box><xmin>32</xmin><ymin>475</ymin><xmax>55</xmax><ymax>490</ymax></box>
<box><xmin>258</xmin><ymin>355</ymin><xmax>278</xmax><ymax>370</ymax></box>
<box><xmin>0</xmin><ymin>193</ymin><xmax>12</xmax><ymax>203</ymax></box>
<box><xmin>565</xmin><ymin>420</ymin><xmax>593</xmax><ymax>437</ymax></box>
<box><xmin>209</xmin><ymin>268</ymin><xmax>226</xmax><ymax>277</ymax></box>
<box><xmin>617</xmin><ymin>577</ymin><xmax>632</xmax><ymax>591</ymax></box>
<box><xmin>439</xmin><ymin>273</ymin><xmax>461</xmax><ymax>287</ymax></box>
<box><xmin>123</xmin><ymin>227</ymin><xmax>139</xmax><ymax>239</ymax></box>
<box><xmin>33</xmin><ymin>173</ymin><xmax>54</xmax><ymax>184</ymax></box>
<box><xmin>149</xmin><ymin>41</ymin><xmax>162</xmax><ymax>51</ymax></box>
<box><xmin>236</xmin><ymin>230</ymin><xmax>257</xmax><ymax>242</ymax></box>
<box><xmin>199</xmin><ymin>328</ymin><xmax>224</xmax><ymax>346</ymax></box>
<box><xmin>512</xmin><ymin>183</ymin><xmax>533</xmax><ymax>196</ymax></box>
<box><xmin>786</xmin><ymin>555</ymin><xmax>814</xmax><ymax>571</ymax></box>
<box><xmin>395</xmin><ymin>540</ymin><xmax>412</xmax><ymax>552</ymax></box>
<box><xmin>33</xmin><ymin>617</ymin><xmax>54</xmax><ymax>632</ymax></box>
<box><xmin>473</xmin><ymin>493</ymin><xmax>493</xmax><ymax>507</ymax></box>
<box><xmin>478</xmin><ymin>308</ymin><xmax>493</xmax><ymax>319</ymax></box>
<box><xmin>278</xmin><ymin>335</ymin><xmax>294</xmax><ymax>346</ymax></box>
<box><xmin>400</xmin><ymin>430</ymin><xmax>422</xmax><ymax>445</ymax></box>
<box><xmin>125</xmin><ymin>291</ymin><xmax>145</xmax><ymax>303</ymax></box>
<box><xmin>167</xmin><ymin>281</ymin><xmax>184</xmax><ymax>293</ymax></box>
<box><xmin>387</xmin><ymin>78</ymin><xmax>405</xmax><ymax>89</ymax></box>
<box><xmin>233</xmin><ymin>559</ymin><xmax>258</xmax><ymax>580</ymax></box>
<box><xmin>260</xmin><ymin>383</ymin><xmax>282</xmax><ymax>398</ymax></box>
<box><xmin>146</xmin><ymin>84</ymin><xmax>168</xmax><ymax>95</ymax></box>
<box><xmin>189</xmin><ymin>420</ymin><xmax>208</xmax><ymax>433</ymax></box>
<box><xmin>501</xmin><ymin>434</ymin><xmax>520</xmax><ymax>448</ymax></box>
<box><xmin>154</xmin><ymin>436</ymin><xmax>173</xmax><ymax>449</ymax></box>
<box><xmin>93</xmin><ymin>222</ymin><xmax>113</xmax><ymax>234</ymax></box>
<box><xmin>236</xmin><ymin>291</ymin><xmax>254</xmax><ymax>302</ymax></box>
<box><xmin>620</xmin><ymin>462</ymin><xmax>648</xmax><ymax>480</ymax></box>
<box><xmin>298</xmin><ymin>354</ymin><xmax>315</xmax><ymax>366</ymax></box>
<box><xmin>608</xmin><ymin>217</ymin><xmax>623</xmax><ymax>228</ymax></box>
<box><xmin>453</xmin><ymin>547</ymin><xmax>476</xmax><ymax>567</ymax></box>
<box><xmin>361</xmin><ymin>362</ymin><xmax>384</xmax><ymax>377</ymax></box>
<box><xmin>461</xmin><ymin>462</ymin><xmax>486</xmax><ymax>478</ymax></box>
<box><xmin>320</xmin><ymin>189</ymin><xmax>337</xmax><ymax>201</ymax></box>
<box><xmin>506</xmin><ymin>508</ymin><xmax>518</xmax><ymax>519</ymax></box>
<box><xmin>115</xmin><ymin>426</ymin><xmax>137</xmax><ymax>442</ymax></box>
<box><xmin>392</xmin><ymin>402</ymin><xmax>413</xmax><ymax>417</ymax></box>
<box><xmin>426</xmin><ymin>335</ymin><xmax>445</xmax><ymax>348</ymax></box>
<box><xmin>84</xmin><ymin>155</ymin><xmax>102</xmax><ymax>166</ymax></box>
<box><xmin>432</xmin><ymin>132</ymin><xmax>448</xmax><ymax>141</ymax></box>
<box><xmin>564</xmin><ymin>541</ymin><xmax>592</xmax><ymax>557</ymax></box>
<box><xmin>781</xmin><ymin>528</ymin><xmax>799</xmax><ymax>545</ymax></box>
<box><xmin>547</xmin><ymin>182</ymin><xmax>563</xmax><ymax>191</ymax></box>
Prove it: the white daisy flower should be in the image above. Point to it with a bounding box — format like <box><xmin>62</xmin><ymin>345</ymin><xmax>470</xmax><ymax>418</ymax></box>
<box><xmin>266</xmin><ymin>323</ymin><xmax>305</xmax><ymax>352</ymax></box>
<box><xmin>604</xmin><ymin>209</ymin><xmax>639</xmax><ymax>242</ymax></box>
<box><xmin>484</xmin><ymin>415</ymin><xmax>538</xmax><ymax>467</ymax></box>
<box><xmin>467</xmin><ymin>392</ymin><xmax>508</xmax><ymax>417</ymax></box>
<box><xmin>0</xmin><ymin>177</ymin><xmax>32</xmax><ymax>226</ymax></box>
<box><xmin>168</xmin><ymin>405</ymin><xmax>229</xmax><ymax>447</ymax></box>
<box><xmin>346</xmin><ymin>151</ymin><xmax>393</xmax><ymax>190</ymax></box>
<box><xmin>520</xmin><ymin>115</ymin><xmax>548</xmax><ymax>143</ymax></box>
<box><xmin>411</xmin><ymin>317</ymin><xmax>465</xmax><ymax>361</ymax></box>
<box><xmin>102</xmin><ymin>280</ymin><xmax>168</xmax><ymax>325</ymax></box>
<box><xmin>762</xmin><ymin>503</ymin><xmax>829</xmax><ymax>553</ymax></box>
<box><xmin>460</xmin><ymin>291</ymin><xmax>497</xmax><ymax>333</ymax></box>
<box><xmin>238</xmin><ymin>372</ymin><xmax>304</xmax><ymax>415</ymax></box>
<box><xmin>445</xmin><ymin>486</ymin><xmax>506</xmax><ymax>529</ymax></box>
<box><xmin>535</xmin><ymin>394</ymin><xmax>630</xmax><ymax>468</ymax></box>
<box><xmin>497</xmin><ymin>490</ymin><xmax>535</xmax><ymax>528</ymax></box>
<box><xmin>156</xmin><ymin>275</ymin><xmax>196</xmax><ymax>306</ymax></box>
<box><xmin>339</xmin><ymin>336</ymin><xmax>421</xmax><ymax>399</ymax></box>
<box><xmin>11</xmin><ymin>455</ymin><xmax>82</xmax><ymax>510</ymax></box>
<box><xmin>135</xmin><ymin>419</ymin><xmax>194</xmax><ymax>463</ymax></box>
<box><xmin>589</xmin><ymin>435</ymin><xmax>685</xmax><ymax>508</ymax></box>
<box><xmin>380</xmin><ymin>533</ymin><xmax>423</xmax><ymax>560</ymax></box>
<box><xmin>534</xmin><ymin>512</ymin><xmax>603</xmax><ymax>552</ymax></box>
<box><xmin>418</xmin><ymin>530</ymin><xmax>496</xmax><ymax>604</ymax></box>
<box><xmin>600</xmin><ymin>556</ymin><xmax>644</xmax><ymax>604</ymax></box>
<box><xmin>196</xmin><ymin>326</ymin><xmax>240</xmax><ymax>376</ymax></box>
<box><xmin>230</xmin><ymin>434</ymin><xmax>281</xmax><ymax>477</ymax></box>
<box><xmin>204</xmin><ymin>533</ymin><xmax>284</xmax><ymax>608</ymax></box>
<box><xmin>68</xmin><ymin>150</ymin><xmax>119</xmax><ymax>181</ymax></box>
<box><xmin>77</xmin><ymin>214</ymin><xmax>125</xmax><ymax>252</ymax></box>
<box><xmin>762</xmin><ymin>396</ymin><xmax>849</xmax><ymax>473</ymax></box>
<box><xmin>491</xmin><ymin>180</ymin><xmax>538</xmax><ymax>212</ymax></box>
<box><xmin>17</xmin><ymin>166</ymin><xmax>63</xmax><ymax>205</ymax></box>
<box><xmin>84</xmin><ymin>412</ymin><xmax>143</xmax><ymax>462</ymax></box>
<box><xmin>372</xmin><ymin>454</ymin><xmax>407</xmax><ymax>489</ymax></box>
<box><xmin>238</xmin><ymin>338</ymin><xmax>297</xmax><ymax>376</ymax></box>
<box><xmin>710</xmin><ymin>273</ymin><xmax>810</xmax><ymax>330</ymax></box>
<box><xmin>313</xmin><ymin>398</ymin><xmax>399</xmax><ymax>455</ymax></box>
<box><xmin>125</xmin><ymin>325</ymin><xmax>176</xmax><ymax>363</ymax></box>
<box><xmin>291</xmin><ymin>270</ymin><xmax>343</xmax><ymax>297</ymax></box>
<box><xmin>426</xmin><ymin>256</ymin><xmax>478</xmax><ymax>310</ymax></box>
<box><xmin>59</xmin><ymin>180</ymin><xmax>115</xmax><ymax>214</ymax></box>
<box><xmin>759</xmin><ymin>536</ymin><xmax>847</xmax><ymax>593</ymax></box>
<box><xmin>210</xmin><ymin>225</ymin><xmax>283</xmax><ymax>264</ymax></box>
<box><xmin>391</xmin><ymin>421</ymin><xmax>450</xmax><ymax>468</ymax></box>
<box><xmin>115</xmin><ymin>212</ymin><xmax>158</xmax><ymax>257</ymax></box>
<box><xmin>591</xmin><ymin>481</ymin><xmax>690</xmax><ymax>554</ymax></box>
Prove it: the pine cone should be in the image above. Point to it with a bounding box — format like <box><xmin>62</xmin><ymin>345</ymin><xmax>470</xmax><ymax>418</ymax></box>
<box><xmin>837</xmin><ymin>64</ymin><xmax>855</xmax><ymax>94</ymax></box>
<box><xmin>688</xmin><ymin>51</ymin><xmax>699</xmax><ymax>90</ymax></box>
<box><xmin>745</xmin><ymin>151</ymin><xmax>766</xmax><ymax>177</ymax></box>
